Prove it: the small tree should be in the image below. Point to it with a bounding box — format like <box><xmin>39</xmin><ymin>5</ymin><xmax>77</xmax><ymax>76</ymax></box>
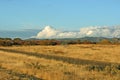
<box><xmin>14</xmin><ymin>38</ymin><xmax>22</xmax><ymax>41</ymax></box>
<box><xmin>13</xmin><ymin>38</ymin><xmax>23</xmax><ymax>45</ymax></box>
<box><xmin>76</xmin><ymin>40</ymin><xmax>81</xmax><ymax>44</ymax></box>
<box><xmin>112</xmin><ymin>38</ymin><xmax>120</xmax><ymax>44</ymax></box>
<box><xmin>99</xmin><ymin>39</ymin><xmax>111</xmax><ymax>44</ymax></box>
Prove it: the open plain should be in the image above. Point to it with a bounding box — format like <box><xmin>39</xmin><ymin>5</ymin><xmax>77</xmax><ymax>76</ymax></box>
<box><xmin>0</xmin><ymin>44</ymin><xmax>120</xmax><ymax>80</ymax></box>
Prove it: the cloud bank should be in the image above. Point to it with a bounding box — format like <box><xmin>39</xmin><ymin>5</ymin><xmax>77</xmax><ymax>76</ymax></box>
<box><xmin>35</xmin><ymin>26</ymin><xmax>120</xmax><ymax>39</ymax></box>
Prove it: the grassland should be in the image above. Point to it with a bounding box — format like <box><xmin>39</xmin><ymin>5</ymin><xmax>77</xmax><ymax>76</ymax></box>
<box><xmin>0</xmin><ymin>44</ymin><xmax>120</xmax><ymax>80</ymax></box>
<box><xmin>2</xmin><ymin>44</ymin><xmax>120</xmax><ymax>63</ymax></box>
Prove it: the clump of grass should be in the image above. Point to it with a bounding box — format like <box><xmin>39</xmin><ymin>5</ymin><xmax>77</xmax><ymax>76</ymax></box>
<box><xmin>105</xmin><ymin>64</ymin><xmax>120</xmax><ymax>75</ymax></box>
<box><xmin>64</xmin><ymin>71</ymin><xmax>74</xmax><ymax>75</ymax></box>
<box><xmin>53</xmin><ymin>50</ymin><xmax>65</xmax><ymax>54</ymax></box>
<box><xmin>63</xmin><ymin>71</ymin><xmax>79</xmax><ymax>80</ymax></box>
<box><xmin>24</xmin><ymin>61</ymin><xmax>45</xmax><ymax>69</ymax></box>
<box><xmin>0</xmin><ymin>64</ymin><xmax>2</xmax><ymax>68</ymax></box>
<box><xmin>85</xmin><ymin>65</ymin><xmax>105</xmax><ymax>72</ymax></box>
<box><xmin>85</xmin><ymin>64</ymin><xmax>120</xmax><ymax>76</ymax></box>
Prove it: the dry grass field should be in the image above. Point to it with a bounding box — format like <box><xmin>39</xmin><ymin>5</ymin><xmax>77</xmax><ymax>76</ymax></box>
<box><xmin>0</xmin><ymin>44</ymin><xmax>120</xmax><ymax>80</ymax></box>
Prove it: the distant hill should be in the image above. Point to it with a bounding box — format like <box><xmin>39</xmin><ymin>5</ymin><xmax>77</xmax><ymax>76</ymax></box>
<box><xmin>27</xmin><ymin>37</ymin><xmax>120</xmax><ymax>42</ymax></box>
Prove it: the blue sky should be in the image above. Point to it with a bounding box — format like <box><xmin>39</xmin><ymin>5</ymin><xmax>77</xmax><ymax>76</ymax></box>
<box><xmin>0</xmin><ymin>0</ymin><xmax>120</xmax><ymax>30</ymax></box>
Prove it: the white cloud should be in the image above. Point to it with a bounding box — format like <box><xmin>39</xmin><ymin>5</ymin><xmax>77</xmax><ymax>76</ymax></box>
<box><xmin>34</xmin><ymin>26</ymin><xmax>120</xmax><ymax>39</ymax></box>
<box><xmin>86</xmin><ymin>30</ymin><xmax>93</xmax><ymax>35</ymax></box>
<box><xmin>57</xmin><ymin>32</ymin><xmax>78</xmax><ymax>38</ymax></box>
<box><xmin>36</xmin><ymin>26</ymin><xmax>59</xmax><ymax>38</ymax></box>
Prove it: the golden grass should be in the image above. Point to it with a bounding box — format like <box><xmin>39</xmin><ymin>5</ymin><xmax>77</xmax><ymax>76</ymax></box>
<box><xmin>0</xmin><ymin>44</ymin><xmax>120</xmax><ymax>80</ymax></box>
<box><xmin>0</xmin><ymin>51</ymin><xmax>81</xmax><ymax>80</ymax></box>
<box><xmin>2</xmin><ymin>44</ymin><xmax>120</xmax><ymax>63</ymax></box>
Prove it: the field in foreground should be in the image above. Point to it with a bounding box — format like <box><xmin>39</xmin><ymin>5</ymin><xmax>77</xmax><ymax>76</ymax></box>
<box><xmin>0</xmin><ymin>44</ymin><xmax>120</xmax><ymax>80</ymax></box>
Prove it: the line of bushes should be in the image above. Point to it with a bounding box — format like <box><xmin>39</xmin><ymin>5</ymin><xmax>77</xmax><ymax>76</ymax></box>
<box><xmin>0</xmin><ymin>37</ymin><xmax>120</xmax><ymax>46</ymax></box>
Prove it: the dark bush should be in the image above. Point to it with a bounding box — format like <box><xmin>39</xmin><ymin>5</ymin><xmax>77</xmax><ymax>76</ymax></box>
<box><xmin>0</xmin><ymin>40</ymin><xmax>13</xmax><ymax>46</ymax></box>
<box><xmin>86</xmin><ymin>65</ymin><xmax>105</xmax><ymax>72</ymax></box>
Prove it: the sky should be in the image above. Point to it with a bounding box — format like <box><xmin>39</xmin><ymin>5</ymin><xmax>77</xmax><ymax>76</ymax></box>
<box><xmin>0</xmin><ymin>0</ymin><xmax>120</xmax><ymax>31</ymax></box>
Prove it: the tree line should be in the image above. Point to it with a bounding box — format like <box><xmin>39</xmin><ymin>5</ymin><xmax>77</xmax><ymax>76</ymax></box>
<box><xmin>0</xmin><ymin>37</ymin><xmax>120</xmax><ymax>46</ymax></box>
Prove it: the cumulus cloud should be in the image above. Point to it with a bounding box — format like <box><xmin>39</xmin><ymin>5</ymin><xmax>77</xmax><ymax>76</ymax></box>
<box><xmin>57</xmin><ymin>32</ymin><xmax>78</xmax><ymax>38</ymax></box>
<box><xmin>36</xmin><ymin>26</ymin><xmax>59</xmax><ymax>38</ymax></box>
<box><xmin>35</xmin><ymin>25</ymin><xmax>120</xmax><ymax>39</ymax></box>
